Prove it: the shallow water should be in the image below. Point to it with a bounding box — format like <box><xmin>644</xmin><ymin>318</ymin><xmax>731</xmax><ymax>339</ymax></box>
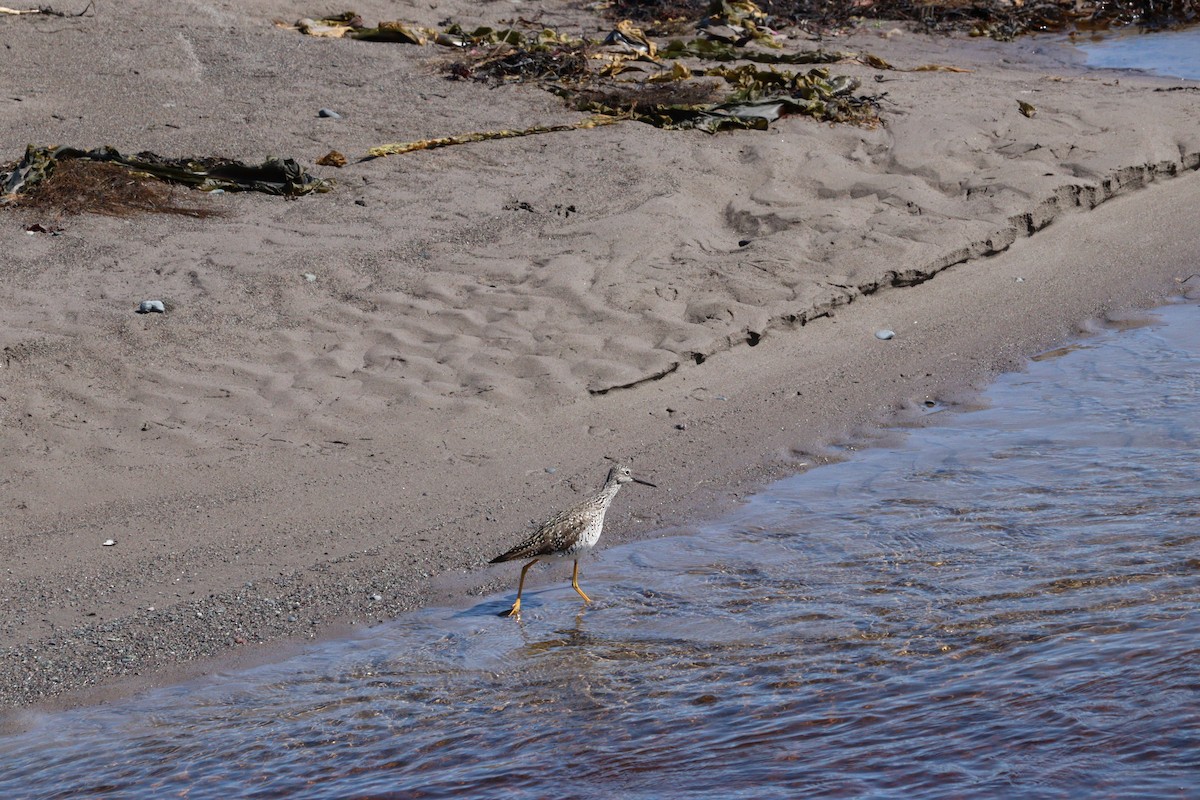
<box><xmin>2</xmin><ymin>302</ymin><xmax>1199</xmax><ymax>799</ymax></box>
<box><xmin>1076</xmin><ymin>26</ymin><xmax>1200</xmax><ymax>80</ymax></box>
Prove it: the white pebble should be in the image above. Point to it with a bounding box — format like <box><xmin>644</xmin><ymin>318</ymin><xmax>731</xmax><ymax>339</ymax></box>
<box><xmin>138</xmin><ymin>300</ymin><xmax>166</xmax><ymax>314</ymax></box>
<box><xmin>875</xmin><ymin>329</ymin><xmax>895</xmax><ymax>340</ymax></box>
<box><xmin>102</xmin><ymin>539</ymin><xmax>116</xmax><ymax>546</ymax></box>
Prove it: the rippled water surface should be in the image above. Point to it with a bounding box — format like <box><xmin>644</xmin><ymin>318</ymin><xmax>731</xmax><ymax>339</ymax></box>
<box><xmin>1077</xmin><ymin>26</ymin><xmax>1200</xmax><ymax>80</ymax></box>
<box><xmin>3</xmin><ymin>303</ymin><xmax>1199</xmax><ymax>799</ymax></box>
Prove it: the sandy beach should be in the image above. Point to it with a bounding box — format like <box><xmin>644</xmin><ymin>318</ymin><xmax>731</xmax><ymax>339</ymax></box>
<box><xmin>1</xmin><ymin>0</ymin><xmax>1199</xmax><ymax>711</ymax></box>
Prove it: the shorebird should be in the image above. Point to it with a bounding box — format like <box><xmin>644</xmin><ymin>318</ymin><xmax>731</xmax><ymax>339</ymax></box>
<box><xmin>491</xmin><ymin>464</ymin><xmax>655</xmax><ymax>618</ymax></box>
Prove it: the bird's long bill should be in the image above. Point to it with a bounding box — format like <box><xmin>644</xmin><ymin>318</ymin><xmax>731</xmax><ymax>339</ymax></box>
<box><xmin>633</xmin><ymin>477</ymin><xmax>656</xmax><ymax>487</ymax></box>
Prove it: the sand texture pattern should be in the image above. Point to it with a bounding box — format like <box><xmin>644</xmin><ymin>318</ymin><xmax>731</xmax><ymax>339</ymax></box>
<box><xmin>1</xmin><ymin>1</ymin><xmax>1199</xmax><ymax>709</ymax></box>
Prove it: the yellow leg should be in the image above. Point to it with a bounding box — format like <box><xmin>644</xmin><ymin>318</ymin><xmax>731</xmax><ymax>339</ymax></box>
<box><xmin>571</xmin><ymin>559</ymin><xmax>592</xmax><ymax>604</ymax></box>
<box><xmin>503</xmin><ymin>558</ymin><xmax>539</xmax><ymax>617</ymax></box>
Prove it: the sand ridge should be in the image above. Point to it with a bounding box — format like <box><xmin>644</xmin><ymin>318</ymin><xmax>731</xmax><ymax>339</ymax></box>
<box><xmin>1</xmin><ymin>1</ymin><xmax>1199</xmax><ymax>708</ymax></box>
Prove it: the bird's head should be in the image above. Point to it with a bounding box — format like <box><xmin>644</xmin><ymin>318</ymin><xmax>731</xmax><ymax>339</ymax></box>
<box><xmin>608</xmin><ymin>464</ymin><xmax>656</xmax><ymax>488</ymax></box>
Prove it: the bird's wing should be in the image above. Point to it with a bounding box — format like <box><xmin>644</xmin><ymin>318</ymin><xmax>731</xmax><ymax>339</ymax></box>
<box><xmin>489</xmin><ymin>499</ymin><xmax>588</xmax><ymax>563</ymax></box>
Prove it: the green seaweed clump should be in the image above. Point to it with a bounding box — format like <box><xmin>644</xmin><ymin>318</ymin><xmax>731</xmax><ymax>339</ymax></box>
<box><xmin>563</xmin><ymin>63</ymin><xmax>877</xmax><ymax>132</ymax></box>
<box><xmin>1</xmin><ymin>145</ymin><xmax>331</xmax><ymax>203</ymax></box>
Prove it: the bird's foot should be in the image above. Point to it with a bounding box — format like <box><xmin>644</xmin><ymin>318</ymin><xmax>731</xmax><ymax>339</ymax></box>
<box><xmin>499</xmin><ymin>600</ymin><xmax>522</xmax><ymax>618</ymax></box>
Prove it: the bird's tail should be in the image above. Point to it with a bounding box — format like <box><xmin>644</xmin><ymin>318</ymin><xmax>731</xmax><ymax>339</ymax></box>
<box><xmin>489</xmin><ymin>548</ymin><xmax>520</xmax><ymax>564</ymax></box>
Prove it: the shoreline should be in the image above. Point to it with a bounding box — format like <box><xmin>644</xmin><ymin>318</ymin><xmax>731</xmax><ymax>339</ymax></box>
<box><xmin>2</xmin><ymin>1</ymin><xmax>1199</xmax><ymax>713</ymax></box>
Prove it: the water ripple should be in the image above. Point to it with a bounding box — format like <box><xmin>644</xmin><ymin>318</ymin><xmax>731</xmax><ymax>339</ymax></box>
<box><xmin>1</xmin><ymin>304</ymin><xmax>1198</xmax><ymax>799</ymax></box>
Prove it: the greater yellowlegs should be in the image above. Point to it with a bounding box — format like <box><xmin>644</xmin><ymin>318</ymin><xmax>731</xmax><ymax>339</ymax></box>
<box><xmin>490</xmin><ymin>464</ymin><xmax>655</xmax><ymax>617</ymax></box>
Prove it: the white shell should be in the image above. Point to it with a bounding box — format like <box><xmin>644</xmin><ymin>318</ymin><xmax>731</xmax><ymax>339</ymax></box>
<box><xmin>138</xmin><ymin>300</ymin><xmax>166</xmax><ymax>314</ymax></box>
<box><xmin>875</xmin><ymin>329</ymin><xmax>895</xmax><ymax>340</ymax></box>
<box><xmin>102</xmin><ymin>539</ymin><xmax>116</xmax><ymax>546</ymax></box>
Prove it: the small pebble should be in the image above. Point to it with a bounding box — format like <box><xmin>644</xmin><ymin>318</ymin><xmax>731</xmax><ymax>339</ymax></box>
<box><xmin>102</xmin><ymin>539</ymin><xmax>116</xmax><ymax>547</ymax></box>
<box><xmin>545</xmin><ymin>466</ymin><xmax>557</xmax><ymax>474</ymax></box>
<box><xmin>137</xmin><ymin>300</ymin><xmax>166</xmax><ymax>314</ymax></box>
<box><xmin>318</xmin><ymin>108</ymin><xmax>342</xmax><ymax>119</ymax></box>
<box><xmin>1016</xmin><ymin>277</ymin><xmax>1025</xmax><ymax>283</ymax></box>
<box><xmin>303</xmin><ymin>273</ymin><xmax>317</xmax><ymax>283</ymax></box>
<box><xmin>875</xmin><ymin>329</ymin><xmax>895</xmax><ymax>340</ymax></box>
<box><xmin>371</xmin><ymin>593</ymin><xmax>383</xmax><ymax>602</ymax></box>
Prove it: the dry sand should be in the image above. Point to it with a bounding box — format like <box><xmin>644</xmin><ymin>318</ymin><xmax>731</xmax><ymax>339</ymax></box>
<box><xmin>1</xmin><ymin>1</ymin><xmax>1199</xmax><ymax>710</ymax></box>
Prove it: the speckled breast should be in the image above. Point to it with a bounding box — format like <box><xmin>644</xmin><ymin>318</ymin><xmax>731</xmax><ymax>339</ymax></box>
<box><xmin>562</xmin><ymin>510</ymin><xmax>607</xmax><ymax>558</ymax></box>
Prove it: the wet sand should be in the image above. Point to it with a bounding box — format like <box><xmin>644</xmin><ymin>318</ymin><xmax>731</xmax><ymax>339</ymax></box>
<box><xmin>1</xmin><ymin>1</ymin><xmax>1199</xmax><ymax>709</ymax></box>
